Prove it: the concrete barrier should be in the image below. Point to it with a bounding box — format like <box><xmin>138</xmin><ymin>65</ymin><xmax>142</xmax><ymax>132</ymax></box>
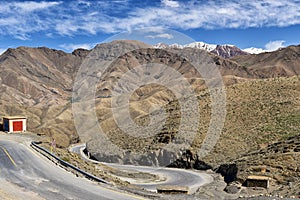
<box><xmin>156</xmin><ymin>185</ymin><xmax>189</xmax><ymax>194</ymax></box>
<box><xmin>31</xmin><ymin>141</ymin><xmax>108</xmax><ymax>184</ymax></box>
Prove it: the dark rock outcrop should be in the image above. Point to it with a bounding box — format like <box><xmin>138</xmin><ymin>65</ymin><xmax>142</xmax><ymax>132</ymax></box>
<box><xmin>167</xmin><ymin>150</ymin><xmax>212</xmax><ymax>170</ymax></box>
<box><xmin>215</xmin><ymin>163</ymin><xmax>238</xmax><ymax>183</ymax></box>
<box><xmin>72</xmin><ymin>48</ymin><xmax>91</xmax><ymax>57</ymax></box>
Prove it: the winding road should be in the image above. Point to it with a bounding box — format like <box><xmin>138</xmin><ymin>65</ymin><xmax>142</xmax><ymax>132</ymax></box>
<box><xmin>0</xmin><ymin>135</ymin><xmax>146</xmax><ymax>200</ymax></box>
<box><xmin>70</xmin><ymin>144</ymin><xmax>213</xmax><ymax>193</ymax></box>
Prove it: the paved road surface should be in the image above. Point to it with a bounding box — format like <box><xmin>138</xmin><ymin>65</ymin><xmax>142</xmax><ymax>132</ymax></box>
<box><xmin>70</xmin><ymin>144</ymin><xmax>213</xmax><ymax>193</ymax></box>
<box><xmin>0</xmin><ymin>138</ymin><xmax>146</xmax><ymax>200</ymax></box>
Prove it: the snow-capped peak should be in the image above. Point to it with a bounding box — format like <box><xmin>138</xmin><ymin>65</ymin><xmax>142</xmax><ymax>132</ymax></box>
<box><xmin>153</xmin><ymin>42</ymin><xmax>170</xmax><ymax>49</ymax></box>
<box><xmin>243</xmin><ymin>47</ymin><xmax>267</xmax><ymax>54</ymax></box>
<box><xmin>153</xmin><ymin>41</ymin><xmax>217</xmax><ymax>51</ymax></box>
<box><xmin>184</xmin><ymin>42</ymin><xmax>217</xmax><ymax>52</ymax></box>
<box><xmin>153</xmin><ymin>41</ymin><xmax>251</xmax><ymax>58</ymax></box>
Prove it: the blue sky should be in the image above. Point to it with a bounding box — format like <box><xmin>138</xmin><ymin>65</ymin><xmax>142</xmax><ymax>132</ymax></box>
<box><xmin>0</xmin><ymin>0</ymin><xmax>300</xmax><ymax>55</ymax></box>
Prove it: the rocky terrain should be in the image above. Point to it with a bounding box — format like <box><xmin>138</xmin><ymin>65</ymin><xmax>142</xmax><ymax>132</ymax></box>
<box><xmin>232</xmin><ymin>45</ymin><xmax>300</xmax><ymax>78</ymax></box>
<box><xmin>154</xmin><ymin>42</ymin><xmax>249</xmax><ymax>59</ymax></box>
<box><xmin>0</xmin><ymin>47</ymin><xmax>89</xmax><ymax>146</ymax></box>
<box><xmin>234</xmin><ymin>134</ymin><xmax>300</xmax><ymax>197</ymax></box>
<box><xmin>0</xmin><ymin>40</ymin><xmax>299</xmax><ymax>197</ymax></box>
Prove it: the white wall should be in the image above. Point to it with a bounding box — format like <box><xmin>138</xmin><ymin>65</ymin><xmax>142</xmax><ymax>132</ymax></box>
<box><xmin>8</xmin><ymin>119</ymin><xmax>26</xmax><ymax>132</ymax></box>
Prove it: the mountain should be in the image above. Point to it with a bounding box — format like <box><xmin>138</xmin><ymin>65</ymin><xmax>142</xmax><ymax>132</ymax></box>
<box><xmin>211</xmin><ymin>45</ymin><xmax>249</xmax><ymax>58</ymax></box>
<box><xmin>0</xmin><ymin>46</ymin><xmax>89</xmax><ymax>146</ymax></box>
<box><xmin>0</xmin><ymin>47</ymin><xmax>79</xmax><ymax>105</ymax></box>
<box><xmin>0</xmin><ymin>40</ymin><xmax>299</xmax><ymax>196</ymax></box>
<box><xmin>153</xmin><ymin>42</ymin><xmax>249</xmax><ymax>58</ymax></box>
<box><xmin>179</xmin><ymin>41</ymin><xmax>217</xmax><ymax>51</ymax></box>
<box><xmin>153</xmin><ymin>42</ymin><xmax>217</xmax><ymax>51</ymax></box>
<box><xmin>243</xmin><ymin>47</ymin><xmax>267</xmax><ymax>54</ymax></box>
<box><xmin>0</xmin><ymin>41</ymin><xmax>299</xmax><ymax>148</ymax></box>
<box><xmin>79</xmin><ymin>41</ymin><xmax>299</xmax><ymax>166</ymax></box>
<box><xmin>231</xmin><ymin>44</ymin><xmax>300</xmax><ymax>78</ymax></box>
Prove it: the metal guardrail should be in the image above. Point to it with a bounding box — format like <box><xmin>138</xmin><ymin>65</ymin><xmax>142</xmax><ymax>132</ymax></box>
<box><xmin>30</xmin><ymin>141</ymin><xmax>108</xmax><ymax>184</ymax></box>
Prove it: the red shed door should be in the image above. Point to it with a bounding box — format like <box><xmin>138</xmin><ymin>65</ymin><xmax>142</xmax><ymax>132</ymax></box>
<box><xmin>13</xmin><ymin>121</ymin><xmax>23</xmax><ymax>132</ymax></box>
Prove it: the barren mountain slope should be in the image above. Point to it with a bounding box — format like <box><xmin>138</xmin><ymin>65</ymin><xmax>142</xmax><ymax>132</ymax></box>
<box><xmin>0</xmin><ymin>47</ymin><xmax>89</xmax><ymax>146</ymax></box>
<box><xmin>0</xmin><ymin>46</ymin><xmax>88</xmax><ymax>106</ymax></box>
<box><xmin>211</xmin><ymin>45</ymin><xmax>249</xmax><ymax>58</ymax></box>
<box><xmin>83</xmin><ymin>41</ymin><xmax>300</xmax><ymax>169</ymax></box>
<box><xmin>0</xmin><ymin>40</ymin><xmax>299</xmax><ymax>155</ymax></box>
<box><xmin>231</xmin><ymin>45</ymin><xmax>300</xmax><ymax>78</ymax></box>
<box><xmin>86</xmin><ymin>43</ymin><xmax>252</xmax><ymax>144</ymax></box>
<box><xmin>89</xmin><ymin>72</ymin><xmax>300</xmax><ymax>167</ymax></box>
<box><xmin>0</xmin><ymin>40</ymin><xmax>298</xmax><ymax>198</ymax></box>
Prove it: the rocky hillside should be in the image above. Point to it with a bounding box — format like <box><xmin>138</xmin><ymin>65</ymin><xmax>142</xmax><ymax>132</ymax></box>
<box><xmin>82</xmin><ymin>41</ymin><xmax>300</xmax><ymax>168</ymax></box>
<box><xmin>0</xmin><ymin>41</ymin><xmax>299</xmax><ymax>171</ymax></box>
<box><xmin>0</xmin><ymin>46</ymin><xmax>89</xmax><ymax>106</ymax></box>
<box><xmin>234</xmin><ymin>134</ymin><xmax>300</xmax><ymax>196</ymax></box>
<box><xmin>0</xmin><ymin>47</ymin><xmax>89</xmax><ymax>146</ymax></box>
<box><xmin>211</xmin><ymin>45</ymin><xmax>249</xmax><ymax>58</ymax></box>
<box><xmin>81</xmin><ymin>41</ymin><xmax>254</xmax><ymax>166</ymax></box>
<box><xmin>0</xmin><ymin>40</ymin><xmax>299</xmax><ymax>197</ymax></box>
<box><xmin>231</xmin><ymin>45</ymin><xmax>300</xmax><ymax>78</ymax></box>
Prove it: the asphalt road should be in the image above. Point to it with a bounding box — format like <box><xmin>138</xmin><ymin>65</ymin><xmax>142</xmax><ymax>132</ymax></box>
<box><xmin>0</xmin><ymin>138</ymin><xmax>146</xmax><ymax>200</ymax></box>
<box><xmin>70</xmin><ymin>144</ymin><xmax>213</xmax><ymax>193</ymax></box>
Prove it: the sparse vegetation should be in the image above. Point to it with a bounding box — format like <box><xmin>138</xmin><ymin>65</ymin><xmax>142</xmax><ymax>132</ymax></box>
<box><xmin>0</xmin><ymin>41</ymin><xmax>300</xmax><ymax>197</ymax></box>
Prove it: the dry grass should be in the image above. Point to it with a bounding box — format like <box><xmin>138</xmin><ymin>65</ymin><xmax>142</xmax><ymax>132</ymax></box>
<box><xmin>205</xmin><ymin>76</ymin><xmax>299</xmax><ymax>165</ymax></box>
<box><xmin>88</xmin><ymin>75</ymin><xmax>300</xmax><ymax>168</ymax></box>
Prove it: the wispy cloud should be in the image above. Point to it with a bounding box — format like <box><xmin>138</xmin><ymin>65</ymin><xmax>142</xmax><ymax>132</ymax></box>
<box><xmin>265</xmin><ymin>40</ymin><xmax>285</xmax><ymax>51</ymax></box>
<box><xmin>59</xmin><ymin>43</ymin><xmax>95</xmax><ymax>52</ymax></box>
<box><xmin>1</xmin><ymin>0</ymin><xmax>300</xmax><ymax>40</ymax></box>
<box><xmin>13</xmin><ymin>1</ymin><xmax>61</xmax><ymax>12</ymax></box>
<box><xmin>0</xmin><ymin>1</ymin><xmax>62</xmax><ymax>40</ymax></box>
<box><xmin>161</xmin><ymin>0</ymin><xmax>180</xmax><ymax>8</ymax></box>
<box><xmin>146</xmin><ymin>33</ymin><xmax>174</xmax><ymax>39</ymax></box>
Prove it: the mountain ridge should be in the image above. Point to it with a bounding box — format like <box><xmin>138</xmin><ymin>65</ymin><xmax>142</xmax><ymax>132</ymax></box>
<box><xmin>153</xmin><ymin>42</ymin><xmax>248</xmax><ymax>58</ymax></box>
<box><xmin>0</xmin><ymin>40</ymin><xmax>299</xmax><ymax>147</ymax></box>
<box><xmin>0</xmin><ymin>40</ymin><xmax>299</xmax><ymax>196</ymax></box>
<box><xmin>152</xmin><ymin>41</ymin><xmax>285</xmax><ymax>58</ymax></box>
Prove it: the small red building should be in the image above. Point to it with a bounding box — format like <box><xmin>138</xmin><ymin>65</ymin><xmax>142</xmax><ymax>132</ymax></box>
<box><xmin>3</xmin><ymin>116</ymin><xmax>27</xmax><ymax>133</ymax></box>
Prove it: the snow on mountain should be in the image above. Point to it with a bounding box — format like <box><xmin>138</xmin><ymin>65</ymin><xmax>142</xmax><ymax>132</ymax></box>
<box><xmin>169</xmin><ymin>43</ymin><xmax>184</xmax><ymax>48</ymax></box>
<box><xmin>153</xmin><ymin>41</ymin><xmax>217</xmax><ymax>51</ymax></box>
<box><xmin>243</xmin><ymin>47</ymin><xmax>267</xmax><ymax>54</ymax></box>
<box><xmin>211</xmin><ymin>45</ymin><xmax>248</xmax><ymax>58</ymax></box>
<box><xmin>153</xmin><ymin>43</ymin><xmax>170</xmax><ymax>49</ymax></box>
<box><xmin>153</xmin><ymin>42</ymin><xmax>248</xmax><ymax>58</ymax></box>
<box><xmin>184</xmin><ymin>42</ymin><xmax>217</xmax><ymax>52</ymax></box>
<box><xmin>154</xmin><ymin>42</ymin><xmax>271</xmax><ymax>57</ymax></box>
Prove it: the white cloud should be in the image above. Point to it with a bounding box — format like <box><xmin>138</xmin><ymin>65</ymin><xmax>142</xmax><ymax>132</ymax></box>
<box><xmin>108</xmin><ymin>0</ymin><xmax>300</xmax><ymax>32</ymax></box>
<box><xmin>265</xmin><ymin>40</ymin><xmax>286</xmax><ymax>51</ymax></box>
<box><xmin>1</xmin><ymin>0</ymin><xmax>300</xmax><ymax>40</ymax></box>
<box><xmin>78</xmin><ymin>0</ymin><xmax>91</xmax><ymax>7</ymax></box>
<box><xmin>161</xmin><ymin>0</ymin><xmax>180</xmax><ymax>8</ymax></box>
<box><xmin>0</xmin><ymin>1</ymin><xmax>61</xmax><ymax>40</ymax></box>
<box><xmin>13</xmin><ymin>1</ymin><xmax>61</xmax><ymax>12</ymax></box>
<box><xmin>146</xmin><ymin>33</ymin><xmax>174</xmax><ymax>39</ymax></box>
<box><xmin>59</xmin><ymin>43</ymin><xmax>95</xmax><ymax>52</ymax></box>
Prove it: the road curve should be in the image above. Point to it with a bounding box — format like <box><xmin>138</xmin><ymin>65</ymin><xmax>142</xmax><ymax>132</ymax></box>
<box><xmin>0</xmin><ymin>137</ymin><xmax>146</xmax><ymax>200</ymax></box>
<box><xmin>70</xmin><ymin>144</ymin><xmax>213</xmax><ymax>193</ymax></box>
